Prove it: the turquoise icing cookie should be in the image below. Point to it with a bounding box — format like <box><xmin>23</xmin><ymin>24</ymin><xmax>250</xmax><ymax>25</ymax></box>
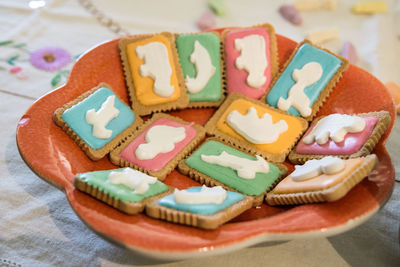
<box><xmin>185</xmin><ymin>140</ymin><xmax>282</xmax><ymax>196</ymax></box>
<box><xmin>62</xmin><ymin>87</ymin><xmax>135</xmax><ymax>150</ymax></box>
<box><xmin>158</xmin><ymin>186</ymin><xmax>244</xmax><ymax>215</ymax></box>
<box><xmin>266</xmin><ymin>43</ymin><xmax>342</xmax><ymax>116</ymax></box>
<box><xmin>176</xmin><ymin>33</ymin><xmax>222</xmax><ymax>102</ymax></box>
<box><xmin>76</xmin><ymin>168</ymin><xmax>169</xmax><ymax>202</ymax></box>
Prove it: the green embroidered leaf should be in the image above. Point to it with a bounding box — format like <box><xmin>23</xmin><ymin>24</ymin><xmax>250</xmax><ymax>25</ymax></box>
<box><xmin>208</xmin><ymin>0</ymin><xmax>226</xmax><ymax>16</ymax></box>
<box><xmin>51</xmin><ymin>73</ymin><xmax>62</xmax><ymax>87</ymax></box>
<box><xmin>0</xmin><ymin>40</ymin><xmax>13</xmax><ymax>46</ymax></box>
<box><xmin>7</xmin><ymin>55</ymin><xmax>20</xmax><ymax>65</ymax></box>
<box><xmin>13</xmin><ymin>43</ymin><xmax>27</xmax><ymax>48</ymax></box>
<box><xmin>0</xmin><ymin>66</ymin><xmax>6</xmax><ymax>71</ymax></box>
<box><xmin>60</xmin><ymin>69</ymin><xmax>70</xmax><ymax>76</ymax></box>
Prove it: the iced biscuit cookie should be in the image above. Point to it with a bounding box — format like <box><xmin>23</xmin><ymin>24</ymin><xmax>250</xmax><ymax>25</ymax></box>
<box><xmin>176</xmin><ymin>32</ymin><xmax>225</xmax><ymax>108</ymax></box>
<box><xmin>119</xmin><ymin>33</ymin><xmax>189</xmax><ymax>115</ymax></box>
<box><xmin>222</xmin><ymin>24</ymin><xmax>278</xmax><ymax>99</ymax></box>
<box><xmin>146</xmin><ymin>185</ymin><xmax>252</xmax><ymax>229</ymax></box>
<box><xmin>53</xmin><ymin>83</ymin><xmax>143</xmax><ymax>161</ymax></box>
<box><xmin>266</xmin><ymin>155</ymin><xmax>378</xmax><ymax>205</ymax></box>
<box><xmin>288</xmin><ymin>111</ymin><xmax>391</xmax><ymax>164</ymax></box>
<box><xmin>110</xmin><ymin>113</ymin><xmax>205</xmax><ymax>180</ymax></box>
<box><xmin>265</xmin><ymin>40</ymin><xmax>349</xmax><ymax>121</ymax></box>
<box><xmin>74</xmin><ymin>168</ymin><xmax>172</xmax><ymax>214</ymax></box>
<box><xmin>205</xmin><ymin>93</ymin><xmax>308</xmax><ymax>162</ymax></box>
<box><xmin>178</xmin><ymin>138</ymin><xmax>287</xmax><ymax>207</ymax></box>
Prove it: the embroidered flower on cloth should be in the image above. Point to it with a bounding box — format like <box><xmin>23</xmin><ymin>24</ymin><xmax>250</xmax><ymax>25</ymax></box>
<box><xmin>29</xmin><ymin>46</ymin><xmax>71</xmax><ymax>71</ymax></box>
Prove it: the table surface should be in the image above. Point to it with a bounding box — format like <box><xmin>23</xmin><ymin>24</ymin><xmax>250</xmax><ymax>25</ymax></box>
<box><xmin>1</xmin><ymin>0</ymin><xmax>399</xmax><ymax>266</ymax></box>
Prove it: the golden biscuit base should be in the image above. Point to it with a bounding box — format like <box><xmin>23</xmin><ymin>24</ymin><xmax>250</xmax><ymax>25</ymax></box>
<box><xmin>174</xmin><ymin>31</ymin><xmax>227</xmax><ymax>109</ymax></box>
<box><xmin>74</xmin><ymin>175</ymin><xmax>174</xmax><ymax>215</ymax></box>
<box><xmin>221</xmin><ymin>23</ymin><xmax>279</xmax><ymax>99</ymax></box>
<box><xmin>288</xmin><ymin>111</ymin><xmax>391</xmax><ymax>164</ymax></box>
<box><xmin>177</xmin><ymin>137</ymin><xmax>288</xmax><ymax>207</ymax></box>
<box><xmin>266</xmin><ymin>154</ymin><xmax>378</xmax><ymax>205</ymax></box>
<box><xmin>110</xmin><ymin>113</ymin><xmax>206</xmax><ymax>180</ymax></box>
<box><xmin>119</xmin><ymin>32</ymin><xmax>189</xmax><ymax>116</ymax></box>
<box><xmin>53</xmin><ymin>82</ymin><xmax>143</xmax><ymax>161</ymax></box>
<box><xmin>262</xmin><ymin>39</ymin><xmax>349</xmax><ymax>121</ymax></box>
<box><xmin>145</xmin><ymin>192</ymin><xmax>253</xmax><ymax>230</ymax></box>
<box><xmin>205</xmin><ymin>93</ymin><xmax>308</xmax><ymax>163</ymax></box>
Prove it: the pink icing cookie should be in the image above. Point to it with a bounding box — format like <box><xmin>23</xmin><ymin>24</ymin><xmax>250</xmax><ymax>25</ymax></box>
<box><xmin>119</xmin><ymin>118</ymin><xmax>198</xmax><ymax>172</ymax></box>
<box><xmin>296</xmin><ymin>117</ymin><xmax>378</xmax><ymax>155</ymax></box>
<box><xmin>224</xmin><ymin>27</ymin><xmax>274</xmax><ymax>99</ymax></box>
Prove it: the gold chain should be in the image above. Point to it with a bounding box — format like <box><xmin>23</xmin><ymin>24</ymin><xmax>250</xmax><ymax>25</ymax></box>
<box><xmin>78</xmin><ymin>0</ymin><xmax>130</xmax><ymax>36</ymax></box>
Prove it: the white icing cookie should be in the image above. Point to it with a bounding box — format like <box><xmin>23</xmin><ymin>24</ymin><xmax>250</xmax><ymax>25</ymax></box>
<box><xmin>108</xmin><ymin>168</ymin><xmax>157</xmax><ymax>194</ymax></box>
<box><xmin>226</xmin><ymin>107</ymin><xmax>288</xmax><ymax>144</ymax></box>
<box><xmin>291</xmin><ymin>156</ymin><xmax>345</xmax><ymax>181</ymax></box>
<box><xmin>173</xmin><ymin>185</ymin><xmax>227</xmax><ymax>204</ymax></box>
<box><xmin>136</xmin><ymin>42</ymin><xmax>174</xmax><ymax>97</ymax></box>
<box><xmin>86</xmin><ymin>95</ymin><xmax>120</xmax><ymax>139</ymax></box>
<box><xmin>277</xmin><ymin>62</ymin><xmax>323</xmax><ymax>117</ymax></box>
<box><xmin>303</xmin><ymin>114</ymin><xmax>366</xmax><ymax>145</ymax></box>
<box><xmin>185</xmin><ymin>40</ymin><xmax>216</xmax><ymax>94</ymax></box>
<box><xmin>235</xmin><ymin>34</ymin><xmax>268</xmax><ymax>88</ymax></box>
<box><xmin>135</xmin><ymin>125</ymin><xmax>186</xmax><ymax>160</ymax></box>
<box><xmin>201</xmin><ymin>151</ymin><xmax>269</xmax><ymax>179</ymax></box>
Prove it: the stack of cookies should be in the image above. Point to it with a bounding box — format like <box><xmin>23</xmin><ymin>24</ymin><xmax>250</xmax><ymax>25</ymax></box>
<box><xmin>53</xmin><ymin>23</ymin><xmax>391</xmax><ymax>230</ymax></box>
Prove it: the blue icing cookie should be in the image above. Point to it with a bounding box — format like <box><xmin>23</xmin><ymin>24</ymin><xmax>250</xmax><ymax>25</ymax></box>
<box><xmin>266</xmin><ymin>43</ymin><xmax>342</xmax><ymax>116</ymax></box>
<box><xmin>158</xmin><ymin>186</ymin><xmax>244</xmax><ymax>215</ymax></box>
<box><xmin>62</xmin><ymin>87</ymin><xmax>135</xmax><ymax>150</ymax></box>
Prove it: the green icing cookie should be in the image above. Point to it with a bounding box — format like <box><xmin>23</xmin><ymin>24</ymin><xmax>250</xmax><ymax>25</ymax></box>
<box><xmin>76</xmin><ymin>168</ymin><xmax>168</xmax><ymax>202</ymax></box>
<box><xmin>185</xmin><ymin>140</ymin><xmax>282</xmax><ymax>196</ymax></box>
<box><xmin>176</xmin><ymin>33</ymin><xmax>222</xmax><ymax>102</ymax></box>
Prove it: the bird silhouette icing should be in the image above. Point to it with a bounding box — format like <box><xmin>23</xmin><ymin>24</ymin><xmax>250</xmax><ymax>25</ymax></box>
<box><xmin>185</xmin><ymin>40</ymin><xmax>216</xmax><ymax>94</ymax></box>
<box><xmin>135</xmin><ymin>125</ymin><xmax>186</xmax><ymax>160</ymax></box>
<box><xmin>85</xmin><ymin>95</ymin><xmax>120</xmax><ymax>139</ymax></box>
<box><xmin>136</xmin><ymin>42</ymin><xmax>174</xmax><ymax>97</ymax></box>
<box><xmin>303</xmin><ymin>114</ymin><xmax>366</xmax><ymax>145</ymax></box>
<box><xmin>291</xmin><ymin>156</ymin><xmax>345</xmax><ymax>181</ymax></box>
<box><xmin>173</xmin><ymin>185</ymin><xmax>227</xmax><ymax>204</ymax></box>
<box><xmin>108</xmin><ymin>168</ymin><xmax>157</xmax><ymax>194</ymax></box>
<box><xmin>277</xmin><ymin>62</ymin><xmax>323</xmax><ymax>117</ymax></box>
<box><xmin>226</xmin><ymin>107</ymin><xmax>288</xmax><ymax>144</ymax></box>
<box><xmin>235</xmin><ymin>34</ymin><xmax>268</xmax><ymax>88</ymax></box>
<box><xmin>201</xmin><ymin>151</ymin><xmax>270</xmax><ymax>179</ymax></box>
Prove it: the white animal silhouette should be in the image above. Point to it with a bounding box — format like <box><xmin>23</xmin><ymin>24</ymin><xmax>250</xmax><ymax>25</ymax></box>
<box><xmin>277</xmin><ymin>62</ymin><xmax>323</xmax><ymax>117</ymax></box>
<box><xmin>135</xmin><ymin>125</ymin><xmax>186</xmax><ymax>160</ymax></box>
<box><xmin>227</xmin><ymin>107</ymin><xmax>288</xmax><ymax>144</ymax></box>
<box><xmin>173</xmin><ymin>185</ymin><xmax>227</xmax><ymax>204</ymax></box>
<box><xmin>85</xmin><ymin>95</ymin><xmax>120</xmax><ymax>139</ymax></box>
<box><xmin>201</xmin><ymin>151</ymin><xmax>270</xmax><ymax>179</ymax></box>
<box><xmin>302</xmin><ymin>114</ymin><xmax>366</xmax><ymax>145</ymax></box>
<box><xmin>291</xmin><ymin>156</ymin><xmax>345</xmax><ymax>181</ymax></box>
<box><xmin>136</xmin><ymin>42</ymin><xmax>174</xmax><ymax>97</ymax></box>
<box><xmin>235</xmin><ymin>34</ymin><xmax>268</xmax><ymax>88</ymax></box>
<box><xmin>185</xmin><ymin>41</ymin><xmax>216</xmax><ymax>94</ymax></box>
<box><xmin>108</xmin><ymin>168</ymin><xmax>157</xmax><ymax>194</ymax></box>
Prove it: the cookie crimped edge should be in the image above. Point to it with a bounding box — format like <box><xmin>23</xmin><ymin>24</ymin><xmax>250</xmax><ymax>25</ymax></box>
<box><xmin>74</xmin><ymin>174</ymin><xmax>174</xmax><ymax>215</ymax></box>
<box><xmin>174</xmin><ymin>31</ymin><xmax>227</xmax><ymax>108</ymax></box>
<box><xmin>145</xmin><ymin>191</ymin><xmax>253</xmax><ymax>230</ymax></box>
<box><xmin>205</xmin><ymin>93</ymin><xmax>309</xmax><ymax>163</ymax></box>
<box><xmin>266</xmin><ymin>154</ymin><xmax>378</xmax><ymax>205</ymax></box>
<box><xmin>53</xmin><ymin>82</ymin><xmax>143</xmax><ymax>161</ymax></box>
<box><xmin>262</xmin><ymin>39</ymin><xmax>350</xmax><ymax>121</ymax></box>
<box><xmin>177</xmin><ymin>137</ymin><xmax>288</xmax><ymax>207</ymax></box>
<box><xmin>109</xmin><ymin>113</ymin><xmax>206</xmax><ymax>181</ymax></box>
<box><xmin>221</xmin><ymin>23</ymin><xmax>279</xmax><ymax>99</ymax></box>
<box><xmin>119</xmin><ymin>32</ymin><xmax>189</xmax><ymax>116</ymax></box>
<box><xmin>288</xmin><ymin>110</ymin><xmax>391</xmax><ymax>164</ymax></box>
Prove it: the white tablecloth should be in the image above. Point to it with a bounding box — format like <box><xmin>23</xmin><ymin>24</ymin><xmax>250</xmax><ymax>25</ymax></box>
<box><xmin>0</xmin><ymin>0</ymin><xmax>399</xmax><ymax>266</ymax></box>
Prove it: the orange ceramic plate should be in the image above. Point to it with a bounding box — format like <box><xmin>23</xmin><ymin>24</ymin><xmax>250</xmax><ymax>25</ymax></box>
<box><xmin>16</xmin><ymin>31</ymin><xmax>396</xmax><ymax>260</ymax></box>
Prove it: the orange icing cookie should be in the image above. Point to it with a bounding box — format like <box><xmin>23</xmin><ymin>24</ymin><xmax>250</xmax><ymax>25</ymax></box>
<box><xmin>216</xmin><ymin>98</ymin><xmax>306</xmax><ymax>155</ymax></box>
<box><xmin>126</xmin><ymin>35</ymin><xmax>181</xmax><ymax>106</ymax></box>
<box><xmin>273</xmin><ymin>158</ymin><xmax>363</xmax><ymax>194</ymax></box>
